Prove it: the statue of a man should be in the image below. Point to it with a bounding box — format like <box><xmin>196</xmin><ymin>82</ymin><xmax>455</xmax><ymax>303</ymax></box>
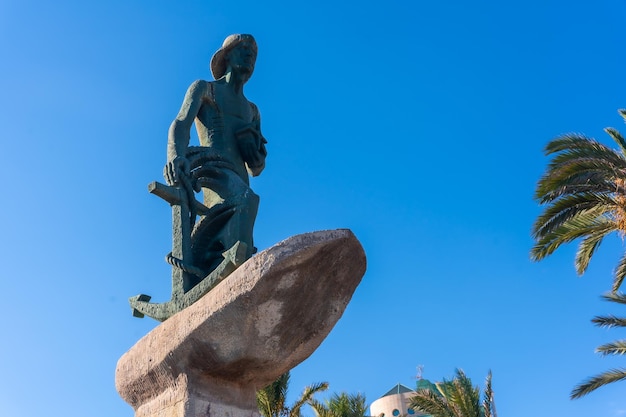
<box><xmin>164</xmin><ymin>34</ymin><xmax>267</xmax><ymax>278</ymax></box>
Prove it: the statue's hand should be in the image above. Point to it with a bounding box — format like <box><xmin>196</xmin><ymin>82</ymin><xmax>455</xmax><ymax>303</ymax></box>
<box><xmin>164</xmin><ymin>156</ymin><xmax>190</xmax><ymax>186</ymax></box>
<box><xmin>237</xmin><ymin>129</ymin><xmax>264</xmax><ymax>170</ymax></box>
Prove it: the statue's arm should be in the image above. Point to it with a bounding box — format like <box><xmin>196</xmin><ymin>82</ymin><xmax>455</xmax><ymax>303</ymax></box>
<box><xmin>239</xmin><ymin>102</ymin><xmax>267</xmax><ymax>177</ymax></box>
<box><xmin>164</xmin><ymin>80</ymin><xmax>207</xmax><ymax>185</ymax></box>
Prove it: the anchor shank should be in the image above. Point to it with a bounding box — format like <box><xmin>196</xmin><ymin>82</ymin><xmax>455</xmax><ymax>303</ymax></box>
<box><xmin>148</xmin><ymin>181</ymin><xmax>196</xmax><ymax>300</ymax></box>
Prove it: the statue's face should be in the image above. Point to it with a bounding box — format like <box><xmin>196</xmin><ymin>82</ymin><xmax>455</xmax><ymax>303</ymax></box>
<box><xmin>226</xmin><ymin>41</ymin><xmax>256</xmax><ymax>76</ymax></box>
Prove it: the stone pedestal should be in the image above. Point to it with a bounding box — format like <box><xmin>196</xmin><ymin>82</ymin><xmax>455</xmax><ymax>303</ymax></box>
<box><xmin>116</xmin><ymin>229</ymin><xmax>366</xmax><ymax>417</ymax></box>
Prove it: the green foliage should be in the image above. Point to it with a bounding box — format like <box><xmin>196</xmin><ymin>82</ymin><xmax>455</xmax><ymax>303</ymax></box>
<box><xmin>533</xmin><ymin>107</ymin><xmax>626</xmax><ymax>397</ymax></box>
<box><xmin>571</xmin><ymin>292</ymin><xmax>626</xmax><ymax>398</ymax></box>
<box><xmin>257</xmin><ymin>371</ymin><xmax>329</xmax><ymax>417</ymax></box>
<box><xmin>571</xmin><ymin>368</ymin><xmax>626</xmax><ymax>399</ymax></box>
<box><xmin>408</xmin><ymin>369</ymin><xmax>496</xmax><ymax>417</ymax></box>
<box><xmin>309</xmin><ymin>392</ymin><xmax>367</xmax><ymax>417</ymax></box>
<box><xmin>532</xmin><ymin>109</ymin><xmax>626</xmax><ymax>292</ymax></box>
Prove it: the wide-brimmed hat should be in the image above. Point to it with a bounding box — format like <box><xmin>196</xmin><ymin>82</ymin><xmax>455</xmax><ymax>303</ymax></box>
<box><xmin>210</xmin><ymin>34</ymin><xmax>258</xmax><ymax>80</ymax></box>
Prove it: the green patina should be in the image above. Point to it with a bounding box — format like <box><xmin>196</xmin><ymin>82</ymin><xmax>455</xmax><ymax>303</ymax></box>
<box><xmin>129</xmin><ymin>34</ymin><xmax>267</xmax><ymax>321</ymax></box>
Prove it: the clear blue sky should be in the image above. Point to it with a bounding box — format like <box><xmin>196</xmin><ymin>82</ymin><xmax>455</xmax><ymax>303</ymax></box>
<box><xmin>2</xmin><ymin>1</ymin><xmax>626</xmax><ymax>416</ymax></box>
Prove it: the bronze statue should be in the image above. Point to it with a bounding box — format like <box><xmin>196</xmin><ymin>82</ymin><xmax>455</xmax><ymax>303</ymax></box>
<box><xmin>166</xmin><ymin>33</ymin><xmax>266</xmax><ymax>274</ymax></box>
<box><xmin>129</xmin><ymin>34</ymin><xmax>267</xmax><ymax>321</ymax></box>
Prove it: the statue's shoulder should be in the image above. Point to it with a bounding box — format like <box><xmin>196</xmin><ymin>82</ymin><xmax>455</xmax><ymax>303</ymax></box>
<box><xmin>184</xmin><ymin>80</ymin><xmax>220</xmax><ymax>108</ymax></box>
<box><xmin>186</xmin><ymin>79</ymin><xmax>210</xmax><ymax>95</ymax></box>
<box><xmin>248</xmin><ymin>100</ymin><xmax>260</xmax><ymax>119</ymax></box>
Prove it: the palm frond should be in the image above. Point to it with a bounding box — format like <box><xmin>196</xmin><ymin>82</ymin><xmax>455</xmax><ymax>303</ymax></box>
<box><xmin>601</xmin><ymin>292</ymin><xmax>626</xmax><ymax>304</ymax></box>
<box><xmin>543</xmin><ymin>135</ymin><xmax>626</xmax><ymax>172</ymax></box>
<box><xmin>605</xmin><ymin>127</ymin><xmax>626</xmax><ymax>157</ymax></box>
<box><xmin>595</xmin><ymin>340</ymin><xmax>626</xmax><ymax>356</ymax></box>
<box><xmin>531</xmin><ymin>193</ymin><xmax>616</xmax><ymax>238</ymax></box>
<box><xmin>571</xmin><ymin>368</ymin><xmax>626</xmax><ymax>399</ymax></box>
<box><xmin>544</xmin><ymin>134</ymin><xmax>610</xmax><ymax>154</ymax></box>
<box><xmin>536</xmin><ymin>171</ymin><xmax>615</xmax><ymax>203</ymax></box>
<box><xmin>592</xmin><ymin>315</ymin><xmax>626</xmax><ymax>329</ymax></box>
<box><xmin>612</xmin><ymin>252</ymin><xmax>626</xmax><ymax>292</ymax></box>
<box><xmin>449</xmin><ymin>369</ymin><xmax>480</xmax><ymax>417</ymax></box>
<box><xmin>575</xmin><ymin>224</ymin><xmax>615</xmax><ymax>274</ymax></box>
<box><xmin>531</xmin><ymin>211</ymin><xmax>617</xmax><ymax>261</ymax></box>
<box><xmin>257</xmin><ymin>390</ymin><xmax>273</xmax><ymax>417</ymax></box>
<box><xmin>257</xmin><ymin>372</ymin><xmax>328</xmax><ymax>417</ymax></box>
<box><xmin>482</xmin><ymin>371</ymin><xmax>496</xmax><ymax>417</ymax></box>
<box><xmin>290</xmin><ymin>382</ymin><xmax>329</xmax><ymax>417</ymax></box>
<box><xmin>257</xmin><ymin>372</ymin><xmax>290</xmax><ymax>417</ymax></box>
<box><xmin>536</xmin><ymin>133</ymin><xmax>626</xmax><ymax>206</ymax></box>
<box><xmin>545</xmin><ymin>154</ymin><xmax>626</xmax><ymax>182</ymax></box>
<box><xmin>409</xmin><ymin>389</ymin><xmax>455</xmax><ymax>417</ymax></box>
<box><xmin>532</xmin><ymin>115</ymin><xmax>626</xmax><ymax>292</ymax></box>
<box><xmin>346</xmin><ymin>393</ymin><xmax>367</xmax><ymax>417</ymax></box>
<box><xmin>435</xmin><ymin>381</ymin><xmax>463</xmax><ymax>417</ymax></box>
<box><xmin>308</xmin><ymin>399</ymin><xmax>333</xmax><ymax>417</ymax></box>
<box><xmin>308</xmin><ymin>391</ymin><xmax>365</xmax><ymax>417</ymax></box>
<box><xmin>411</xmin><ymin>370</ymin><xmax>494</xmax><ymax>417</ymax></box>
<box><xmin>536</xmin><ymin>161</ymin><xmax>624</xmax><ymax>204</ymax></box>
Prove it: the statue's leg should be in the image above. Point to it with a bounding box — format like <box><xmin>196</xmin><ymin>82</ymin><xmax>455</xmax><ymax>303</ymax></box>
<box><xmin>221</xmin><ymin>187</ymin><xmax>259</xmax><ymax>258</ymax></box>
<box><xmin>195</xmin><ymin>171</ymin><xmax>258</xmax><ymax>273</ymax></box>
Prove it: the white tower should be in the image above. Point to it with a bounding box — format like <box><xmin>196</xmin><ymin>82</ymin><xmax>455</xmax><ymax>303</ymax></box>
<box><xmin>369</xmin><ymin>384</ymin><xmax>419</xmax><ymax>417</ymax></box>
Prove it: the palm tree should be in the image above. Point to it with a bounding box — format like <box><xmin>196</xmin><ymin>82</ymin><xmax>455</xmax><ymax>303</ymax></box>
<box><xmin>531</xmin><ymin>109</ymin><xmax>626</xmax><ymax>292</ymax></box>
<box><xmin>408</xmin><ymin>369</ymin><xmax>496</xmax><ymax>417</ymax></box>
<box><xmin>309</xmin><ymin>392</ymin><xmax>367</xmax><ymax>417</ymax></box>
<box><xmin>257</xmin><ymin>371</ymin><xmax>329</xmax><ymax>417</ymax></box>
<box><xmin>571</xmin><ymin>292</ymin><xmax>626</xmax><ymax>398</ymax></box>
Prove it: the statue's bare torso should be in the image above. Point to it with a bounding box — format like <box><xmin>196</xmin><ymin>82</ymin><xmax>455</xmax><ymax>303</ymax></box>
<box><xmin>193</xmin><ymin>80</ymin><xmax>257</xmax><ymax>183</ymax></box>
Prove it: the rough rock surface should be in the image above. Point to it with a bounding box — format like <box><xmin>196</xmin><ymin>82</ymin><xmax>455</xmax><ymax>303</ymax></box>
<box><xmin>116</xmin><ymin>229</ymin><xmax>366</xmax><ymax>417</ymax></box>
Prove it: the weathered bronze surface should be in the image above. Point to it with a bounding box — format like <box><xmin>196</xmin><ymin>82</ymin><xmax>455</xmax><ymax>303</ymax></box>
<box><xmin>130</xmin><ymin>34</ymin><xmax>267</xmax><ymax>321</ymax></box>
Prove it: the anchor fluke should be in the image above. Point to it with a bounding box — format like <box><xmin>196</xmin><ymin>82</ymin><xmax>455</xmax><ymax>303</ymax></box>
<box><xmin>129</xmin><ymin>294</ymin><xmax>152</xmax><ymax>318</ymax></box>
<box><xmin>128</xmin><ymin>241</ymin><xmax>250</xmax><ymax>322</ymax></box>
